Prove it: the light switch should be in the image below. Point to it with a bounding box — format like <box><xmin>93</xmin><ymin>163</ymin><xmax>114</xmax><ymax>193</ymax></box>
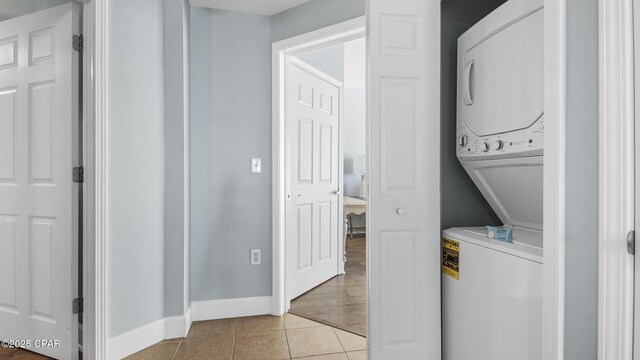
<box><xmin>251</xmin><ymin>158</ymin><xmax>262</xmax><ymax>174</ymax></box>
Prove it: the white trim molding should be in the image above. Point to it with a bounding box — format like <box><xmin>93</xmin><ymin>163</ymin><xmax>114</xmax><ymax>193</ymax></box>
<box><xmin>543</xmin><ymin>0</ymin><xmax>567</xmax><ymax>359</ymax></box>
<box><xmin>165</xmin><ymin>306</ymin><xmax>192</xmax><ymax>340</ymax></box>
<box><xmin>107</xmin><ymin>319</ymin><xmax>166</xmax><ymax>360</ymax></box>
<box><xmin>83</xmin><ymin>0</ymin><xmax>108</xmax><ymax>359</ymax></box>
<box><xmin>191</xmin><ymin>296</ymin><xmax>272</xmax><ymax>321</ymax></box>
<box><xmin>106</xmin><ymin>312</ymin><xmax>192</xmax><ymax>360</ymax></box>
<box><xmin>106</xmin><ymin>296</ymin><xmax>273</xmax><ymax>359</ymax></box>
<box><xmin>598</xmin><ymin>0</ymin><xmax>636</xmax><ymax>359</ymax></box>
<box><xmin>271</xmin><ymin>16</ymin><xmax>366</xmax><ymax>316</ymax></box>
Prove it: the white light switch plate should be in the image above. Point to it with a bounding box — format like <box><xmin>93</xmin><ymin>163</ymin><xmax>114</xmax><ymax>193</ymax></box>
<box><xmin>251</xmin><ymin>158</ymin><xmax>262</xmax><ymax>174</ymax></box>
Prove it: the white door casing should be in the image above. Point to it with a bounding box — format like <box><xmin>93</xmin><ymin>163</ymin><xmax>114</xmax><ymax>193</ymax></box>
<box><xmin>635</xmin><ymin>0</ymin><xmax>640</xmax><ymax>358</ymax></box>
<box><xmin>285</xmin><ymin>58</ymin><xmax>342</xmax><ymax>301</ymax></box>
<box><xmin>597</xmin><ymin>0</ymin><xmax>636</xmax><ymax>359</ymax></box>
<box><xmin>0</xmin><ymin>4</ymin><xmax>79</xmax><ymax>358</ymax></box>
<box><xmin>367</xmin><ymin>0</ymin><xmax>441</xmax><ymax>359</ymax></box>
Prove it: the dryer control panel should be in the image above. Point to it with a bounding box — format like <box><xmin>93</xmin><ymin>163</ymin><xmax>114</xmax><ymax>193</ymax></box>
<box><xmin>457</xmin><ymin>117</ymin><xmax>544</xmax><ymax>161</ymax></box>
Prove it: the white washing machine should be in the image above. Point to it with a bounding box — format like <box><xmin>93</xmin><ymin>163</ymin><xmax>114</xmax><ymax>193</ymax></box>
<box><xmin>443</xmin><ymin>227</ymin><xmax>542</xmax><ymax>360</ymax></box>
<box><xmin>443</xmin><ymin>0</ymin><xmax>544</xmax><ymax>359</ymax></box>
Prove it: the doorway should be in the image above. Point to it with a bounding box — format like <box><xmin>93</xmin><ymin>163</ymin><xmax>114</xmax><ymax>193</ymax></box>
<box><xmin>283</xmin><ymin>37</ymin><xmax>367</xmax><ymax>337</ymax></box>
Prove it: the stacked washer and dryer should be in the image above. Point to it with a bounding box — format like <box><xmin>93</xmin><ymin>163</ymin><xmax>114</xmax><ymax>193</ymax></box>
<box><xmin>442</xmin><ymin>0</ymin><xmax>544</xmax><ymax>359</ymax></box>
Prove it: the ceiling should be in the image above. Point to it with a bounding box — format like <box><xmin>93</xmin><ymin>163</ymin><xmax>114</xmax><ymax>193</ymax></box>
<box><xmin>189</xmin><ymin>0</ymin><xmax>311</xmax><ymax>16</ymax></box>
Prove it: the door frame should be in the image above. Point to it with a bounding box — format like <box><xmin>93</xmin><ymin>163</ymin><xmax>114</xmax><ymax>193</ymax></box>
<box><xmin>543</xmin><ymin>0</ymin><xmax>568</xmax><ymax>358</ymax></box>
<box><xmin>79</xmin><ymin>0</ymin><xmax>107</xmax><ymax>358</ymax></box>
<box><xmin>598</xmin><ymin>0</ymin><xmax>636</xmax><ymax>359</ymax></box>
<box><xmin>272</xmin><ymin>16</ymin><xmax>365</xmax><ymax>315</ymax></box>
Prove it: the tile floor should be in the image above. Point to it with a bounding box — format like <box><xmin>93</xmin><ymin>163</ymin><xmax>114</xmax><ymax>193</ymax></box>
<box><xmin>125</xmin><ymin>313</ymin><xmax>367</xmax><ymax>360</ymax></box>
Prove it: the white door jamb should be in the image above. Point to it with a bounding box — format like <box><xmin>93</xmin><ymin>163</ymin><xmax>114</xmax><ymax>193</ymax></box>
<box><xmin>543</xmin><ymin>0</ymin><xmax>568</xmax><ymax>358</ymax></box>
<box><xmin>598</xmin><ymin>0</ymin><xmax>636</xmax><ymax>359</ymax></box>
<box><xmin>81</xmin><ymin>0</ymin><xmax>108</xmax><ymax>359</ymax></box>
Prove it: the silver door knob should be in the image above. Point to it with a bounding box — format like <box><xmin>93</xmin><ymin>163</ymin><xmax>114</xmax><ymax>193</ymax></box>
<box><xmin>332</xmin><ymin>189</ymin><xmax>341</xmax><ymax>195</ymax></box>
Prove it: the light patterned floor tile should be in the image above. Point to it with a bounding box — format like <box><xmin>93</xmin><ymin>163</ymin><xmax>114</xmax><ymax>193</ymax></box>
<box><xmin>286</xmin><ymin>326</ymin><xmax>344</xmax><ymax>358</ymax></box>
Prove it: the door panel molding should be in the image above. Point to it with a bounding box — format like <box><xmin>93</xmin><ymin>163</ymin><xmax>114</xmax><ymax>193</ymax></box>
<box><xmin>367</xmin><ymin>0</ymin><xmax>441</xmax><ymax>358</ymax></box>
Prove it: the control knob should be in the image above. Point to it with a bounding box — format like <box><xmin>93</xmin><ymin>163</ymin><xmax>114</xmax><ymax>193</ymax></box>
<box><xmin>458</xmin><ymin>135</ymin><xmax>468</xmax><ymax>147</ymax></box>
<box><xmin>482</xmin><ymin>142</ymin><xmax>490</xmax><ymax>152</ymax></box>
<box><xmin>495</xmin><ymin>140</ymin><xmax>504</xmax><ymax>150</ymax></box>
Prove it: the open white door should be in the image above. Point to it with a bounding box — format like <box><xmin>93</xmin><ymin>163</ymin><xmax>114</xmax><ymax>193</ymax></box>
<box><xmin>635</xmin><ymin>0</ymin><xmax>640</xmax><ymax>358</ymax></box>
<box><xmin>0</xmin><ymin>4</ymin><xmax>79</xmax><ymax>358</ymax></box>
<box><xmin>285</xmin><ymin>58</ymin><xmax>342</xmax><ymax>301</ymax></box>
<box><xmin>367</xmin><ymin>0</ymin><xmax>441</xmax><ymax>358</ymax></box>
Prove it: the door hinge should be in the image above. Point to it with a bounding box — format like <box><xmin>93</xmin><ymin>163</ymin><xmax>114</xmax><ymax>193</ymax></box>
<box><xmin>72</xmin><ymin>297</ymin><xmax>83</xmax><ymax>314</ymax></box>
<box><xmin>73</xmin><ymin>166</ymin><xmax>84</xmax><ymax>183</ymax></box>
<box><xmin>73</xmin><ymin>34</ymin><xmax>83</xmax><ymax>53</ymax></box>
<box><xmin>627</xmin><ymin>230</ymin><xmax>635</xmax><ymax>255</ymax></box>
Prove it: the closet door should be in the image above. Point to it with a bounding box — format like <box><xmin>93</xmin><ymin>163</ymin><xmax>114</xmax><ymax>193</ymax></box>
<box><xmin>367</xmin><ymin>0</ymin><xmax>441</xmax><ymax>358</ymax></box>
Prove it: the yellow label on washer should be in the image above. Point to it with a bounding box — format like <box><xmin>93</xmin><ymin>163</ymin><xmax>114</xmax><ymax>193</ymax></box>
<box><xmin>442</xmin><ymin>237</ymin><xmax>460</xmax><ymax>280</ymax></box>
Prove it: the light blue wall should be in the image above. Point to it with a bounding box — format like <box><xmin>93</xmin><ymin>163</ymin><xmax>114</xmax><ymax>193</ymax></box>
<box><xmin>107</xmin><ymin>0</ymin><xmax>165</xmax><ymax>337</ymax></box>
<box><xmin>564</xmin><ymin>0</ymin><xmax>599</xmax><ymax>357</ymax></box>
<box><xmin>270</xmin><ymin>0</ymin><xmax>365</xmax><ymax>42</ymax></box>
<box><xmin>190</xmin><ymin>8</ymin><xmax>273</xmax><ymax>300</ymax></box>
<box><xmin>190</xmin><ymin>0</ymin><xmax>366</xmax><ymax>302</ymax></box>
<box><xmin>295</xmin><ymin>44</ymin><xmax>345</xmax><ymax>82</ymax></box>
<box><xmin>343</xmin><ymin>88</ymin><xmax>365</xmax><ymax>197</ymax></box>
<box><xmin>163</xmin><ymin>0</ymin><xmax>190</xmax><ymax>317</ymax></box>
<box><xmin>189</xmin><ymin>5</ymin><xmax>213</xmax><ymax>300</ymax></box>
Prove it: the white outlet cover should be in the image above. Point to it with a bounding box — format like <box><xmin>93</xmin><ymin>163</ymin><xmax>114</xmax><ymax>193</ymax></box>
<box><xmin>250</xmin><ymin>248</ymin><xmax>261</xmax><ymax>265</ymax></box>
<box><xmin>251</xmin><ymin>158</ymin><xmax>262</xmax><ymax>174</ymax></box>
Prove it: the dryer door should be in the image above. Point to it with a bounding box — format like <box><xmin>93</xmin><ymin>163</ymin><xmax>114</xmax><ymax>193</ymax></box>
<box><xmin>460</xmin><ymin>8</ymin><xmax>544</xmax><ymax>137</ymax></box>
<box><xmin>462</xmin><ymin>156</ymin><xmax>543</xmax><ymax>230</ymax></box>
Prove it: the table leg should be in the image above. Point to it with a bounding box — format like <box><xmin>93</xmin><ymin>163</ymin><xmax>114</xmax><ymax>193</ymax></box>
<box><xmin>343</xmin><ymin>213</ymin><xmax>349</xmax><ymax>264</ymax></box>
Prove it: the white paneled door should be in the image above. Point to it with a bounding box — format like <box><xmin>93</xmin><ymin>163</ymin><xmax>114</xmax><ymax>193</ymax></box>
<box><xmin>286</xmin><ymin>58</ymin><xmax>342</xmax><ymax>301</ymax></box>
<box><xmin>0</xmin><ymin>4</ymin><xmax>79</xmax><ymax>359</ymax></box>
<box><xmin>368</xmin><ymin>0</ymin><xmax>441</xmax><ymax>358</ymax></box>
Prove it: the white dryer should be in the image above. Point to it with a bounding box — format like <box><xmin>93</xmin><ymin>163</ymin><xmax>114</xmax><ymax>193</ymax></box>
<box><xmin>443</xmin><ymin>0</ymin><xmax>544</xmax><ymax>359</ymax></box>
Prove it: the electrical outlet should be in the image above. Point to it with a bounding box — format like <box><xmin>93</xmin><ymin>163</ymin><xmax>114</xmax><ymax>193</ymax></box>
<box><xmin>250</xmin><ymin>249</ymin><xmax>261</xmax><ymax>265</ymax></box>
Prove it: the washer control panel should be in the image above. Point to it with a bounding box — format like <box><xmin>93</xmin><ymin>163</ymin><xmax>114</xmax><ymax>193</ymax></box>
<box><xmin>457</xmin><ymin>117</ymin><xmax>544</xmax><ymax>160</ymax></box>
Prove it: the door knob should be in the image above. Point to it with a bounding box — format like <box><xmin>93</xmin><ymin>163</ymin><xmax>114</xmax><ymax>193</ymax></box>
<box><xmin>332</xmin><ymin>189</ymin><xmax>341</xmax><ymax>195</ymax></box>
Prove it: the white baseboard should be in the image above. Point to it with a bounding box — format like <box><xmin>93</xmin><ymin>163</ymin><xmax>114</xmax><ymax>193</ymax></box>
<box><xmin>184</xmin><ymin>305</ymin><xmax>193</xmax><ymax>334</ymax></box>
<box><xmin>108</xmin><ymin>298</ymin><xmax>270</xmax><ymax>359</ymax></box>
<box><xmin>107</xmin><ymin>307</ymin><xmax>192</xmax><ymax>360</ymax></box>
<box><xmin>191</xmin><ymin>296</ymin><xmax>272</xmax><ymax>321</ymax></box>
<box><xmin>164</xmin><ymin>312</ymin><xmax>189</xmax><ymax>340</ymax></box>
<box><xmin>107</xmin><ymin>318</ymin><xmax>166</xmax><ymax>360</ymax></box>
